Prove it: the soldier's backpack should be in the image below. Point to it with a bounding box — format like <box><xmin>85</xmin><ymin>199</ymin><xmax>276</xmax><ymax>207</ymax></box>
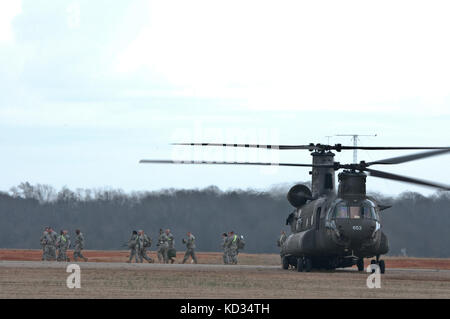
<box><xmin>128</xmin><ymin>235</ymin><xmax>137</xmax><ymax>249</ymax></box>
<box><xmin>143</xmin><ymin>236</ymin><xmax>152</xmax><ymax>248</ymax></box>
<box><xmin>168</xmin><ymin>248</ymin><xmax>176</xmax><ymax>258</ymax></box>
<box><xmin>237</xmin><ymin>235</ymin><xmax>246</xmax><ymax>250</ymax></box>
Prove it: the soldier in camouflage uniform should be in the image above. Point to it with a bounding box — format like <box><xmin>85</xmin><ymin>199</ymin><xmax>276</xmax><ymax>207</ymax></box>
<box><xmin>136</xmin><ymin>230</ymin><xmax>154</xmax><ymax>263</ymax></box>
<box><xmin>227</xmin><ymin>231</ymin><xmax>239</xmax><ymax>265</ymax></box>
<box><xmin>73</xmin><ymin>229</ymin><xmax>88</xmax><ymax>262</ymax></box>
<box><xmin>127</xmin><ymin>230</ymin><xmax>139</xmax><ymax>263</ymax></box>
<box><xmin>221</xmin><ymin>232</ymin><xmax>230</xmax><ymax>264</ymax></box>
<box><xmin>56</xmin><ymin>230</ymin><xmax>71</xmax><ymax>262</ymax></box>
<box><xmin>40</xmin><ymin>227</ymin><xmax>49</xmax><ymax>261</ymax></box>
<box><xmin>156</xmin><ymin>229</ymin><xmax>168</xmax><ymax>263</ymax></box>
<box><xmin>277</xmin><ymin>230</ymin><xmax>287</xmax><ymax>263</ymax></box>
<box><xmin>182</xmin><ymin>232</ymin><xmax>198</xmax><ymax>264</ymax></box>
<box><xmin>166</xmin><ymin>229</ymin><xmax>176</xmax><ymax>264</ymax></box>
<box><xmin>46</xmin><ymin>227</ymin><xmax>58</xmax><ymax>261</ymax></box>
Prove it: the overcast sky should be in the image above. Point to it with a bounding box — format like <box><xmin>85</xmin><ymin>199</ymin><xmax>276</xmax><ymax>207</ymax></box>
<box><xmin>1</xmin><ymin>0</ymin><xmax>449</xmax><ymax>196</ymax></box>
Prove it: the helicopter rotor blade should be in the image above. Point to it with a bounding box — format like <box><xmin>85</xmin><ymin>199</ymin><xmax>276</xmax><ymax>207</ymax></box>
<box><xmin>139</xmin><ymin>159</ymin><xmax>319</xmax><ymax>167</ymax></box>
<box><xmin>171</xmin><ymin>143</ymin><xmax>312</xmax><ymax>150</ymax></box>
<box><xmin>172</xmin><ymin>142</ymin><xmax>450</xmax><ymax>152</ymax></box>
<box><xmin>366</xmin><ymin>149</ymin><xmax>450</xmax><ymax>166</ymax></box>
<box><xmin>364</xmin><ymin>168</ymin><xmax>450</xmax><ymax>190</ymax></box>
<box><xmin>339</xmin><ymin>146</ymin><xmax>450</xmax><ymax>150</ymax></box>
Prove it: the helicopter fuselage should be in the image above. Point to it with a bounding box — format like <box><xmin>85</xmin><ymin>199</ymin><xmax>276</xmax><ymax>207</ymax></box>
<box><xmin>282</xmin><ymin>194</ymin><xmax>389</xmax><ymax>269</ymax></box>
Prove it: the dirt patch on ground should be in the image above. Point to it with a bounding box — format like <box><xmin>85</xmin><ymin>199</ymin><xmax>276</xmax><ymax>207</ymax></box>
<box><xmin>1</xmin><ymin>263</ymin><xmax>449</xmax><ymax>299</ymax></box>
<box><xmin>1</xmin><ymin>249</ymin><xmax>450</xmax><ymax>269</ymax></box>
<box><xmin>381</xmin><ymin>257</ymin><xmax>450</xmax><ymax>270</ymax></box>
<box><xmin>0</xmin><ymin>249</ymin><xmax>279</xmax><ymax>265</ymax></box>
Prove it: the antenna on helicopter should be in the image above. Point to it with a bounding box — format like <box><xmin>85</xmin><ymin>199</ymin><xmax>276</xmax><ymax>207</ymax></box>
<box><xmin>335</xmin><ymin>134</ymin><xmax>377</xmax><ymax>163</ymax></box>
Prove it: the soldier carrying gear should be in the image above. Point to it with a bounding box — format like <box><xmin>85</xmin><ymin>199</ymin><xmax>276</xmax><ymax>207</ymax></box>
<box><xmin>166</xmin><ymin>229</ymin><xmax>176</xmax><ymax>264</ymax></box>
<box><xmin>40</xmin><ymin>227</ymin><xmax>49</xmax><ymax>261</ymax></box>
<box><xmin>56</xmin><ymin>230</ymin><xmax>71</xmax><ymax>262</ymax></box>
<box><xmin>227</xmin><ymin>231</ymin><xmax>239</xmax><ymax>265</ymax></box>
<box><xmin>46</xmin><ymin>227</ymin><xmax>58</xmax><ymax>261</ymax></box>
<box><xmin>127</xmin><ymin>230</ymin><xmax>139</xmax><ymax>263</ymax></box>
<box><xmin>221</xmin><ymin>233</ymin><xmax>229</xmax><ymax>264</ymax></box>
<box><xmin>136</xmin><ymin>230</ymin><xmax>154</xmax><ymax>263</ymax></box>
<box><xmin>182</xmin><ymin>232</ymin><xmax>198</xmax><ymax>264</ymax></box>
<box><xmin>73</xmin><ymin>229</ymin><xmax>88</xmax><ymax>262</ymax></box>
<box><xmin>277</xmin><ymin>230</ymin><xmax>287</xmax><ymax>262</ymax></box>
<box><xmin>157</xmin><ymin>229</ymin><xmax>168</xmax><ymax>263</ymax></box>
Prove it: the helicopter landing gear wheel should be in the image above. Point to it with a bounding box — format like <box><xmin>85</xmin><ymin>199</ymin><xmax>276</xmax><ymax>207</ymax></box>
<box><xmin>282</xmin><ymin>256</ymin><xmax>289</xmax><ymax>270</ymax></box>
<box><xmin>379</xmin><ymin>260</ymin><xmax>385</xmax><ymax>274</ymax></box>
<box><xmin>304</xmin><ymin>257</ymin><xmax>313</xmax><ymax>272</ymax></box>
<box><xmin>297</xmin><ymin>257</ymin><xmax>304</xmax><ymax>272</ymax></box>
<box><xmin>357</xmin><ymin>258</ymin><xmax>364</xmax><ymax>272</ymax></box>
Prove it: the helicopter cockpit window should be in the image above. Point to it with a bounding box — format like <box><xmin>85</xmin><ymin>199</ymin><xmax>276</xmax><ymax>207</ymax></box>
<box><xmin>349</xmin><ymin>206</ymin><xmax>361</xmax><ymax>219</ymax></box>
<box><xmin>332</xmin><ymin>200</ymin><xmax>379</xmax><ymax>220</ymax></box>
<box><xmin>361</xmin><ymin>200</ymin><xmax>378</xmax><ymax>220</ymax></box>
<box><xmin>334</xmin><ymin>204</ymin><xmax>348</xmax><ymax>218</ymax></box>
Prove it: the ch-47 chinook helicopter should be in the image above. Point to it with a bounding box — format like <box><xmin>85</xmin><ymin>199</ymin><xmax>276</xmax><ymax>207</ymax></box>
<box><xmin>139</xmin><ymin>143</ymin><xmax>450</xmax><ymax>273</ymax></box>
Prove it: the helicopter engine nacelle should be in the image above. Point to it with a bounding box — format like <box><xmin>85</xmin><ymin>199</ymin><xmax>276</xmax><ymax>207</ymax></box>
<box><xmin>287</xmin><ymin>184</ymin><xmax>313</xmax><ymax>208</ymax></box>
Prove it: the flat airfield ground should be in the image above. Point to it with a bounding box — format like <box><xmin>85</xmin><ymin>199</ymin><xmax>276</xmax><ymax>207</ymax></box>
<box><xmin>1</xmin><ymin>250</ymin><xmax>450</xmax><ymax>298</ymax></box>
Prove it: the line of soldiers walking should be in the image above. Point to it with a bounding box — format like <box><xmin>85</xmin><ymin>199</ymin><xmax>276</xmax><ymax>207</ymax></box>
<box><xmin>126</xmin><ymin>229</ymin><xmax>198</xmax><ymax>264</ymax></box>
<box><xmin>126</xmin><ymin>229</ymin><xmax>245</xmax><ymax>264</ymax></box>
<box><xmin>40</xmin><ymin>226</ymin><xmax>245</xmax><ymax>265</ymax></box>
<box><xmin>40</xmin><ymin>226</ymin><xmax>88</xmax><ymax>262</ymax></box>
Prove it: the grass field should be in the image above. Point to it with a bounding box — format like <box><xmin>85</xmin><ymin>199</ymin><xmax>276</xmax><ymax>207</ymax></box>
<box><xmin>1</xmin><ymin>250</ymin><xmax>450</xmax><ymax>299</ymax></box>
<box><xmin>1</xmin><ymin>262</ymin><xmax>450</xmax><ymax>298</ymax></box>
<box><xmin>0</xmin><ymin>250</ymin><xmax>450</xmax><ymax>299</ymax></box>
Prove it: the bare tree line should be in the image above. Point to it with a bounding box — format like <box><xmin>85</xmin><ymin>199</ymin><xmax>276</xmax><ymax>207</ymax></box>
<box><xmin>1</xmin><ymin>182</ymin><xmax>449</xmax><ymax>257</ymax></box>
